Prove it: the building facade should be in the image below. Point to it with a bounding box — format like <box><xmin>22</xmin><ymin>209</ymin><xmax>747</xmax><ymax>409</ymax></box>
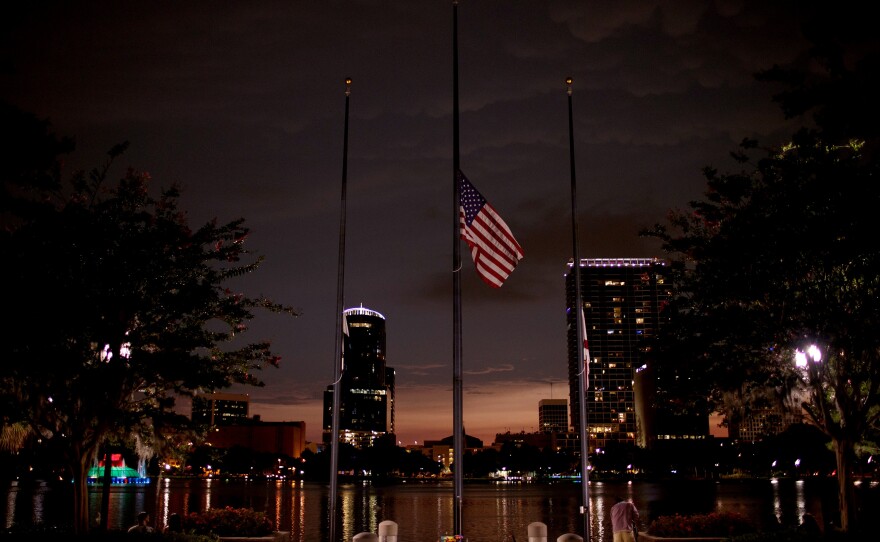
<box><xmin>538</xmin><ymin>399</ymin><xmax>568</xmax><ymax>432</ymax></box>
<box><xmin>565</xmin><ymin>258</ymin><xmax>672</xmax><ymax>452</ymax></box>
<box><xmin>493</xmin><ymin>430</ymin><xmax>581</xmax><ymax>453</ymax></box>
<box><xmin>191</xmin><ymin>392</ymin><xmax>250</xmax><ymax>426</ymax></box>
<box><xmin>323</xmin><ymin>305</ymin><xmax>395</xmax><ymax>447</ymax></box>
<box><xmin>205</xmin><ymin>419</ymin><xmax>307</xmax><ymax>458</ymax></box>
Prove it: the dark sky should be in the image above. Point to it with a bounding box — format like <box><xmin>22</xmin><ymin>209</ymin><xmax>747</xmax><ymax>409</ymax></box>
<box><xmin>2</xmin><ymin>1</ymin><xmax>820</xmax><ymax>446</ymax></box>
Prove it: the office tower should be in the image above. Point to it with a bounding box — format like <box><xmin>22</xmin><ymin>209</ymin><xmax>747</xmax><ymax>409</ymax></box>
<box><xmin>323</xmin><ymin>305</ymin><xmax>395</xmax><ymax>447</ymax></box>
<box><xmin>565</xmin><ymin>258</ymin><xmax>670</xmax><ymax>451</ymax></box>
<box><xmin>385</xmin><ymin>366</ymin><xmax>396</xmax><ymax>436</ymax></box>
<box><xmin>538</xmin><ymin>399</ymin><xmax>568</xmax><ymax>432</ymax></box>
<box><xmin>191</xmin><ymin>392</ymin><xmax>250</xmax><ymax>426</ymax></box>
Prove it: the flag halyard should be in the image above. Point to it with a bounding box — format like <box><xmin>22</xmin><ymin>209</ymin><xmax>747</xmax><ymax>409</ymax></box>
<box><xmin>457</xmin><ymin>170</ymin><xmax>524</xmax><ymax>287</ymax></box>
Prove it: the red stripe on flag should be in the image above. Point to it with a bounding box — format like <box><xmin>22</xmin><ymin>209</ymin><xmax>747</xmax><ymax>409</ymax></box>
<box><xmin>458</xmin><ymin>171</ymin><xmax>523</xmax><ymax>288</ymax></box>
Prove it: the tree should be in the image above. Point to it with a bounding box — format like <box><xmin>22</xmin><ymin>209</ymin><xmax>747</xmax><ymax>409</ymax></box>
<box><xmin>463</xmin><ymin>447</ymin><xmax>500</xmax><ymax>478</ymax></box>
<box><xmin>755</xmin><ymin>11</ymin><xmax>880</xmax><ymax>151</ymax></box>
<box><xmin>0</xmin><ymin>105</ymin><xmax>296</xmax><ymax>533</ymax></box>
<box><xmin>645</xmin><ymin>134</ymin><xmax>880</xmax><ymax>531</ymax></box>
<box><xmin>644</xmin><ymin>21</ymin><xmax>880</xmax><ymax>531</ymax></box>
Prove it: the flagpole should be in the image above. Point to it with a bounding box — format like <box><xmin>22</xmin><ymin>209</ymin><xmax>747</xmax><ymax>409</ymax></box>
<box><xmin>328</xmin><ymin>77</ymin><xmax>352</xmax><ymax>542</ymax></box>
<box><xmin>451</xmin><ymin>0</ymin><xmax>465</xmax><ymax>537</ymax></box>
<box><xmin>567</xmin><ymin>77</ymin><xmax>591</xmax><ymax>542</ymax></box>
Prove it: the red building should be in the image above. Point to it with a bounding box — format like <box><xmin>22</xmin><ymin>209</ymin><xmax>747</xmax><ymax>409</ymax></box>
<box><xmin>205</xmin><ymin>420</ymin><xmax>306</xmax><ymax>458</ymax></box>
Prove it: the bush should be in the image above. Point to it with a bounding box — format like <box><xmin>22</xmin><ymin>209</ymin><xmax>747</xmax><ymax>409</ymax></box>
<box><xmin>648</xmin><ymin>511</ymin><xmax>756</xmax><ymax>537</ymax></box>
<box><xmin>730</xmin><ymin>527</ymin><xmax>823</xmax><ymax>542</ymax></box>
<box><xmin>730</xmin><ymin>525</ymin><xmax>866</xmax><ymax>542</ymax></box>
<box><xmin>0</xmin><ymin>527</ymin><xmax>217</xmax><ymax>542</ymax></box>
<box><xmin>181</xmin><ymin>507</ymin><xmax>274</xmax><ymax>537</ymax></box>
<box><xmin>161</xmin><ymin>533</ymin><xmax>220</xmax><ymax>542</ymax></box>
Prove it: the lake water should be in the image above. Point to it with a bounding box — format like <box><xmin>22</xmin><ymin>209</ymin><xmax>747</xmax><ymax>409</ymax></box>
<box><xmin>5</xmin><ymin>477</ymin><xmax>878</xmax><ymax>541</ymax></box>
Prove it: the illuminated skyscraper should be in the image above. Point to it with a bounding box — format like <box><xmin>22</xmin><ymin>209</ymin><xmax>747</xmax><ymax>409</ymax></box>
<box><xmin>191</xmin><ymin>392</ymin><xmax>250</xmax><ymax>426</ymax></box>
<box><xmin>565</xmin><ymin>258</ymin><xmax>671</xmax><ymax>451</ymax></box>
<box><xmin>323</xmin><ymin>305</ymin><xmax>395</xmax><ymax>447</ymax></box>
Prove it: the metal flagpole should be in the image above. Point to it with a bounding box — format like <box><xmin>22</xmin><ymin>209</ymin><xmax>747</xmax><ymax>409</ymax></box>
<box><xmin>451</xmin><ymin>1</ymin><xmax>464</xmax><ymax>537</ymax></box>
<box><xmin>328</xmin><ymin>77</ymin><xmax>352</xmax><ymax>542</ymax></box>
<box><xmin>567</xmin><ymin>77</ymin><xmax>591</xmax><ymax>542</ymax></box>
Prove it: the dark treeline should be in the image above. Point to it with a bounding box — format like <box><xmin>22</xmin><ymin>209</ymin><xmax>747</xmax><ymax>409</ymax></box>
<box><xmin>5</xmin><ymin>423</ymin><xmax>844</xmax><ymax>483</ymax></box>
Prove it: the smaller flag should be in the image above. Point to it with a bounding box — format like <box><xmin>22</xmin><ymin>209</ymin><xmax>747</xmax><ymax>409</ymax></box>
<box><xmin>341</xmin><ymin>314</ymin><xmax>349</xmax><ymax>371</ymax></box>
<box><xmin>458</xmin><ymin>170</ymin><xmax>524</xmax><ymax>287</ymax></box>
<box><xmin>581</xmin><ymin>308</ymin><xmax>590</xmax><ymax>385</ymax></box>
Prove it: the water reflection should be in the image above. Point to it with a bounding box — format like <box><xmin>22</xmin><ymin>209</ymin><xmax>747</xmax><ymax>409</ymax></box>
<box><xmin>592</xmin><ymin>484</ymin><xmax>608</xmax><ymax>542</ymax></box>
<box><xmin>6</xmin><ymin>480</ymin><xmax>72</xmax><ymax>528</ymax></box>
<box><xmin>158</xmin><ymin>477</ymin><xmax>171</xmax><ymax>529</ymax></box>
<box><xmin>339</xmin><ymin>485</ymin><xmax>353</xmax><ymax>541</ymax></box>
<box><xmin>5</xmin><ymin>482</ymin><xmax>17</xmax><ymax>529</ymax></box>
<box><xmin>772</xmin><ymin>478</ymin><xmax>782</xmax><ymax>524</ymax></box>
<box><xmin>30</xmin><ymin>486</ymin><xmax>41</xmax><ymax>526</ymax></box>
<box><xmin>795</xmin><ymin>480</ymin><xmax>806</xmax><ymax>521</ymax></box>
<box><xmin>4</xmin><ymin>478</ymin><xmax>876</xmax><ymax>541</ymax></box>
<box><xmin>204</xmin><ymin>478</ymin><xmax>212</xmax><ymax>511</ymax></box>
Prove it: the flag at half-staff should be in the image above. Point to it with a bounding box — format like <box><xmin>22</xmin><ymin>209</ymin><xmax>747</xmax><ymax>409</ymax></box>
<box><xmin>457</xmin><ymin>170</ymin><xmax>524</xmax><ymax>287</ymax></box>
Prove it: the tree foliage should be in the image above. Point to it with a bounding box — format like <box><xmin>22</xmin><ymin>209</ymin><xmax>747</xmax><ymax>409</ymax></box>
<box><xmin>0</xmin><ymin>104</ymin><xmax>296</xmax><ymax>533</ymax></box>
<box><xmin>643</xmin><ymin>28</ymin><xmax>880</xmax><ymax>530</ymax></box>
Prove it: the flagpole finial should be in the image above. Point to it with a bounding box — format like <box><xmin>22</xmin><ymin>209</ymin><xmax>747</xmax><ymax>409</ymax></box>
<box><xmin>566</xmin><ymin>77</ymin><xmax>573</xmax><ymax>96</ymax></box>
<box><xmin>345</xmin><ymin>77</ymin><xmax>352</xmax><ymax>96</ymax></box>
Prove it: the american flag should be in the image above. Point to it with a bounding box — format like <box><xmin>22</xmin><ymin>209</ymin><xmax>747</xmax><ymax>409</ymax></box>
<box><xmin>458</xmin><ymin>170</ymin><xmax>524</xmax><ymax>287</ymax></box>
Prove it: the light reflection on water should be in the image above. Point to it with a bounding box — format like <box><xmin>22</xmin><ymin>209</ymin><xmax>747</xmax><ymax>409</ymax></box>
<box><xmin>796</xmin><ymin>480</ymin><xmax>806</xmax><ymax>520</ymax></box>
<box><xmin>5</xmin><ymin>483</ymin><xmax>17</xmax><ymax>528</ymax></box>
<box><xmin>593</xmin><ymin>483</ymin><xmax>609</xmax><ymax>542</ymax></box>
<box><xmin>772</xmin><ymin>478</ymin><xmax>782</xmax><ymax>523</ymax></box>
<box><xmin>5</xmin><ymin>478</ymin><xmax>876</xmax><ymax>541</ymax></box>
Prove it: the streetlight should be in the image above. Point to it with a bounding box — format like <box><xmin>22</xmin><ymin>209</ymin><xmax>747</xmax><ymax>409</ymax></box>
<box><xmin>795</xmin><ymin>345</ymin><xmax>821</xmax><ymax>368</ymax></box>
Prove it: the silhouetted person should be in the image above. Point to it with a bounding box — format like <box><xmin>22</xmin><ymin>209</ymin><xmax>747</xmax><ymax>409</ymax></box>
<box><xmin>128</xmin><ymin>511</ymin><xmax>154</xmax><ymax>534</ymax></box>
<box><xmin>610</xmin><ymin>496</ymin><xmax>640</xmax><ymax>542</ymax></box>
<box><xmin>165</xmin><ymin>512</ymin><xmax>183</xmax><ymax>533</ymax></box>
<box><xmin>760</xmin><ymin>511</ymin><xmax>781</xmax><ymax>531</ymax></box>
<box><xmin>798</xmin><ymin>513</ymin><xmax>821</xmax><ymax>535</ymax></box>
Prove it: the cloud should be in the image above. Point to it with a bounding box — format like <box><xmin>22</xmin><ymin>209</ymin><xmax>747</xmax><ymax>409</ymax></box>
<box><xmin>2</xmin><ymin>0</ymin><xmax>823</xmax><ymax>449</ymax></box>
<box><xmin>464</xmin><ymin>364</ymin><xmax>515</xmax><ymax>376</ymax></box>
<box><xmin>394</xmin><ymin>363</ymin><xmax>446</xmax><ymax>377</ymax></box>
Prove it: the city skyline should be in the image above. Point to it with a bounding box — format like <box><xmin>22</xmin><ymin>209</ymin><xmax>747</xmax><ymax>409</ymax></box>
<box><xmin>2</xmin><ymin>1</ymin><xmax>826</xmax><ymax>446</ymax></box>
